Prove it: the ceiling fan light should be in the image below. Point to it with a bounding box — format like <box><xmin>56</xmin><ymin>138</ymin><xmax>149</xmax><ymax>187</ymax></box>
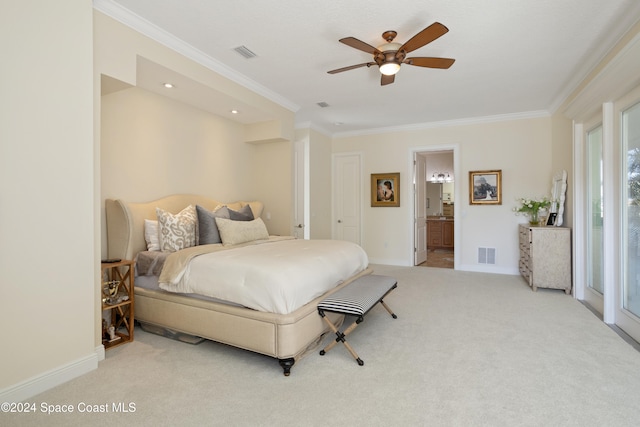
<box><xmin>379</xmin><ymin>62</ymin><xmax>400</xmax><ymax>76</ymax></box>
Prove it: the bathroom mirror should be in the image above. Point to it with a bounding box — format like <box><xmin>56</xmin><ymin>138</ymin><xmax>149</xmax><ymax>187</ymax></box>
<box><xmin>550</xmin><ymin>170</ymin><xmax>568</xmax><ymax>226</ymax></box>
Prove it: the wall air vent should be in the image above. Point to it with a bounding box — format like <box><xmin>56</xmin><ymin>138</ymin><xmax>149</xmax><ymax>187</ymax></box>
<box><xmin>317</xmin><ymin>102</ymin><xmax>330</xmax><ymax>108</ymax></box>
<box><xmin>233</xmin><ymin>45</ymin><xmax>257</xmax><ymax>59</ymax></box>
<box><xmin>478</xmin><ymin>247</ymin><xmax>496</xmax><ymax>264</ymax></box>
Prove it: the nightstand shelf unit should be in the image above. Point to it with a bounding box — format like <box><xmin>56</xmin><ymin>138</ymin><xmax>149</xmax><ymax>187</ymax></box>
<box><xmin>101</xmin><ymin>259</ymin><xmax>135</xmax><ymax>349</ymax></box>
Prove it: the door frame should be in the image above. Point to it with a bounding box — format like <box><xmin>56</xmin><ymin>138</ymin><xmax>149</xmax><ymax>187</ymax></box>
<box><xmin>414</xmin><ymin>152</ymin><xmax>427</xmax><ymax>265</ymax></box>
<box><xmin>410</xmin><ymin>145</ymin><xmax>460</xmax><ymax>268</ymax></box>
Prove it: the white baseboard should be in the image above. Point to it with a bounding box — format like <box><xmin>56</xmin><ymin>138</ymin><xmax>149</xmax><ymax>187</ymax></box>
<box><xmin>368</xmin><ymin>258</ymin><xmax>413</xmax><ymax>266</ymax></box>
<box><xmin>96</xmin><ymin>344</ymin><xmax>105</xmax><ymax>362</ymax></box>
<box><xmin>457</xmin><ymin>264</ymin><xmax>520</xmax><ymax>275</ymax></box>
<box><xmin>0</xmin><ymin>350</ymin><xmax>99</xmax><ymax>403</ymax></box>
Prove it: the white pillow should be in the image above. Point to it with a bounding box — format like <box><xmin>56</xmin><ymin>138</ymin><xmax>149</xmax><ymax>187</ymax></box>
<box><xmin>215</xmin><ymin>217</ymin><xmax>269</xmax><ymax>246</ymax></box>
<box><xmin>156</xmin><ymin>205</ymin><xmax>197</xmax><ymax>252</ymax></box>
<box><xmin>144</xmin><ymin>219</ymin><xmax>160</xmax><ymax>251</ymax></box>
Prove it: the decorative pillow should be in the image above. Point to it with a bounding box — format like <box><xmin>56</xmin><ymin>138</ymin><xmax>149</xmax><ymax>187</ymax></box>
<box><xmin>228</xmin><ymin>204</ymin><xmax>254</xmax><ymax>221</ymax></box>
<box><xmin>197</xmin><ymin>204</ymin><xmax>255</xmax><ymax>245</ymax></box>
<box><xmin>215</xmin><ymin>217</ymin><xmax>269</xmax><ymax>246</ymax></box>
<box><xmin>144</xmin><ymin>219</ymin><xmax>160</xmax><ymax>251</ymax></box>
<box><xmin>156</xmin><ymin>205</ymin><xmax>197</xmax><ymax>252</ymax></box>
<box><xmin>196</xmin><ymin>205</ymin><xmax>230</xmax><ymax>245</ymax></box>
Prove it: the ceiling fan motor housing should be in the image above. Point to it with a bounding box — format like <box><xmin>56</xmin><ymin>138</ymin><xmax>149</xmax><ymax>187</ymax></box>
<box><xmin>375</xmin><ymin>42</ymin><xmax>406</xmax><ymax>67</ymax></box>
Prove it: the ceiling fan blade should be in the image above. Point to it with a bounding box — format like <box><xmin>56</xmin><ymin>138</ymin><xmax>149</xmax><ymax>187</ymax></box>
<box><xmin>381</xmin><ymin>73</ymin><xmax>395</xmax><ymax>86</ymax></box>
<box><xmin>339</xmin><ymin>37</ymin><xmax>382</xmax><ymax>55</ymax></box>
<box><xmin>399</xmin><ymin>22</ymin><xmax>449</xmax><ymax>54</ymax></box>
<box><xmin>327</xmin><ymin>62</ymin><xmax>374</xmax><ymax>74</ymax></box>
<box><xmin>404</xmin><ymin>57</ymin><xmax>455</xmax><ymax>69</ymax></box>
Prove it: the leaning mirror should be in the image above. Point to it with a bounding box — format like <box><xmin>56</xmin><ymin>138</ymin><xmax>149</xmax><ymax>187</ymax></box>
<box><xmin>550</xmin><ymin>170</ymin><xmax>568</xmax><ymax>226</ymax></box>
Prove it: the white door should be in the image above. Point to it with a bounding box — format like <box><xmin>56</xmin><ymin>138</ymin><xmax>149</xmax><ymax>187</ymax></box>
<box><xmin>414</xmin><ymin>153</ymin><xmax>427</xmax><ymax>265</ymax></box>
<box><xmin>333</xmin><ymin>153</ymin><xmax>361</xmax><ymax>245</ymax></box>
<box><xmin>293</xmin><ymin>139</ymin><xmax>309</xmax><ymax>239</ymax></box>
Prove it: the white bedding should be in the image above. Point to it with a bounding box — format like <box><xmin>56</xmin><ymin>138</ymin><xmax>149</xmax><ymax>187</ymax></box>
<box><xmin>158</xmin><ymin>238</ymin><xmax>369</xmax><ymax>314</ymax></box>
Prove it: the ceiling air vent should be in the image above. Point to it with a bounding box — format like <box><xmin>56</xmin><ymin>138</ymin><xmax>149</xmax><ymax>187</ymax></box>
<box><xmin>317</xmin><ymin>102</ymin><xmax>330</xmax><ymax>108</ymax></box>
<box><xmin>233</xmin><ymin>45</ymin><xmax>257</xmax><ymax>59</ymax></box>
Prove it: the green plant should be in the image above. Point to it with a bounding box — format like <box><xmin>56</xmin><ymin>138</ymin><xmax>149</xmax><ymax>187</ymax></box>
<box><xmin>513</xmin><ymin>197</ymin><xmax>551</xmax><ymax>225</ymax></box>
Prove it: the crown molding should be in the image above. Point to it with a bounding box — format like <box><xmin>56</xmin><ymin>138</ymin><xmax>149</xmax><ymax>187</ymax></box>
<box><xmin>562</xmin><ymin>30</ymin><xmax>640</xmax><ymax>121</ymax></box>
<box><xmin>549</xmin><ymin>4</ymin><xmax>640</xmax><ymax>116</ymax></box>
<box><xmin>92</xmin><ymin>0</ymin><xmax>299</xmax><ymax>113</ymax></box>
<box><xmin>331</xmin><ymin>110</ymin><xmax>551</xmax><ymax>139</ymax></box>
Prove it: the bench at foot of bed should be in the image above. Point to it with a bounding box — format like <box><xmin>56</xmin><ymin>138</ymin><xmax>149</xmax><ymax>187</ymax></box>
<box><xmin>317</xmin><ymin>274</ymin><xmax>398</xmax><ymax>366</ymax></box>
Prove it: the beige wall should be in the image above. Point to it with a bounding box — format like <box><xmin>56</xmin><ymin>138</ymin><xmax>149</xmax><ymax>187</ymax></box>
<box><xmin>245</xmin><ymin>139</ymin><xmax>293</xmax><ymax>234</ymax></box>
<box><xmin>101</xmin><ymin>87</ymin><xmax>293</xmax><ymax>243</ymax></box>
<box><xmin>1</xmin><ymin>0</ymin><xmax>97</xmax><ymax>392</ymax></box>
<box><xmin>308</xmin><ymin>129</ymin><xmax>334</xmax><ymax>239</ymax></box>
<box><xmin>101</xmin><ymin>87</ymin><xmax>253</xmax><ymax>203</ymax></box>
<box><xmin>333</xmin><ymin>116</ymin><xmax>555</xmax><ymax>272</ymax></box>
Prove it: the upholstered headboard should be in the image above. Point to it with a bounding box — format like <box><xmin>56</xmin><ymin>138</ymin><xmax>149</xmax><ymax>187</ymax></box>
<box><xmin>105</xmin><ymin>194</ymin><xmax>264</xmax><ymax>261</ymax></box>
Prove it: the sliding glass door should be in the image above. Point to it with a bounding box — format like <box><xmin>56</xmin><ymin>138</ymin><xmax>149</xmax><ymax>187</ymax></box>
<box><xmin>585</xmin><ymin>125</ymin><xmax>604</xmax><ymax>311</ymax></box>
<box><xmin>621</xmin><ymin>101</ymin><xmax>640</xmax><ymax>328</ymax></box>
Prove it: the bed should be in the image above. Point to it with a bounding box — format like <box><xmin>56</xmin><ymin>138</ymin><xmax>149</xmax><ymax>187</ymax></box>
<box><xmin>105</xmin><ymin>194</ymin><xmax>371</xmax><ymax>375</ymax></box>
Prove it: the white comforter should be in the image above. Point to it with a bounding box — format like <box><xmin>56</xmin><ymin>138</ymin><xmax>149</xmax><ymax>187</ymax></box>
<box><xmin>158</xmin><ymin>238</ymin><xmax>369</xmax><ymax>314</ymax></box>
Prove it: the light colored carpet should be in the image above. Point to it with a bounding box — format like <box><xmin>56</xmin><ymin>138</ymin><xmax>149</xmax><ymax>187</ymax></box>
<box><xmin>6</xmin><ymin>265</ymin><xmax>640</xmax><ymax>426</ymax></box>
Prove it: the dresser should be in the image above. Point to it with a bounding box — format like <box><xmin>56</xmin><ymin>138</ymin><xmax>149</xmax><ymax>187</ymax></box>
<box><xmin>518</xmin><ymin>224</ymin><xmax>571</xmax><ymax>294</ymax></box>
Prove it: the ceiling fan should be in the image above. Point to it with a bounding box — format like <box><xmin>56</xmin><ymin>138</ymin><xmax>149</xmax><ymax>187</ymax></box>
<box><xmin>327</xmin><ymin>22</ymin><xmax>455</xmax><ymax>86</ymax></box>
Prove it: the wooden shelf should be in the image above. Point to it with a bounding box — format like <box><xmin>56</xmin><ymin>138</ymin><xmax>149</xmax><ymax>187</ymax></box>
<box><xmin>101</xmin><ymin>259</ymin><xmax>135</xmax><ymax>349</ymax></box>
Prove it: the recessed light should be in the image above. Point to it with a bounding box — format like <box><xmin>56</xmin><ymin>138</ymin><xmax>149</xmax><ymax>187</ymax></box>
<box><xmin>230</xmin><ymin>109</ymin><xmax>239</xmax><ymax>114</ymax></box>
<box><xmin>163</xmin><ymin>83</ymin><xmax>174</xmax><ymax>89</ymax></box>
<box><xmin>334</xmin><ymin>122</ymin><xmax>343</xmax><ymax>126</ymax></box>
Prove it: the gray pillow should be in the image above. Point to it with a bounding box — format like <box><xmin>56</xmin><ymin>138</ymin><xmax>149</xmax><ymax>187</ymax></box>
<box><xmin>196</xmin><ymin>204</ymin><xmax>255</xmax><ymax>245</ymax></box>
<box><xmin>196</xmin><ymin>205</ymin><xmax>229</xmax><ymax>245</ymax></box>
<box><xmin>229</xmin><ymin>204</ymin><xmax>254</xmax><ymax>221</ymax></box>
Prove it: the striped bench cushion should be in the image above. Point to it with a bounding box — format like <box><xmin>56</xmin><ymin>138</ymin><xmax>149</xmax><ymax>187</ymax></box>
<box><xmin>318</xmin><ymin>275</ymin><xmax>397</xmax><ymax>316</ymax></box>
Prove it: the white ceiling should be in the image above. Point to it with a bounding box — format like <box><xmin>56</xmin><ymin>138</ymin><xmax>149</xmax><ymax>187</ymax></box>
<box><xmin>98</xmin><ymin>0</ymin><xmax>640</xmax><ymax>136</ymax></box>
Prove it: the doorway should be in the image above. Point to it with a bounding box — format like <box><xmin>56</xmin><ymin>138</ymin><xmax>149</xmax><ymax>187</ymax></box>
<box><xmin>414</xmin><ymin>149</ymin><xmax>456</xmax><ymax>268</ymax></box>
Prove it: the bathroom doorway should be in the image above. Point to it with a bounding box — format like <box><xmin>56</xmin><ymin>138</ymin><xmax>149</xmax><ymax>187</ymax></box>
<box><xmin>416</xmin><ymin>149</ymin><xmax>455</xmax><ymax>268</ymax></box>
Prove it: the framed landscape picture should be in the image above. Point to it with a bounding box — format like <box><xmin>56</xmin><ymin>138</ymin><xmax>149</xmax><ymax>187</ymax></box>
<box><xmin>469</xmin><ymin>170</ymin><xmax>502</xmax><ymax>205</ymax></box>
<box><xmin>371</xmin><ymin>173</ymin><xmax>400</xmax><ymax>207</ymax></box>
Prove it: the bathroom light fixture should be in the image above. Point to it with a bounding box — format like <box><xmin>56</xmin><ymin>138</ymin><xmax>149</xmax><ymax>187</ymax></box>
<box><xmin>430</xmin><ymin>172</ymin><xmax>453</xmax><ymax>183</ymax></box>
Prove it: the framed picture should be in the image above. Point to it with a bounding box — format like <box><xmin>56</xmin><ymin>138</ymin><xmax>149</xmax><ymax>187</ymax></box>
<box><xmin>469</xmin><ymin>170</ymin><xmax>502</xmax><ymax>205</ymax></box>
<box><xmin>371</xmin><ymin>173</ymin><xmax>400</xmax><ymax>207</ymax></box>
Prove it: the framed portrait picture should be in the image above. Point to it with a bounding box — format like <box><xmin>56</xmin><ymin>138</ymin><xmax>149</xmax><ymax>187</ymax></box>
<box><xmin>371</xmin><ymin>173</ymin><xmax>400</xmax><ymax>207</ymax></box>
<box><xmin>469</xmin><ymin>170</ymin><xmax>502</xmax><ymax>205</ymax></box>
